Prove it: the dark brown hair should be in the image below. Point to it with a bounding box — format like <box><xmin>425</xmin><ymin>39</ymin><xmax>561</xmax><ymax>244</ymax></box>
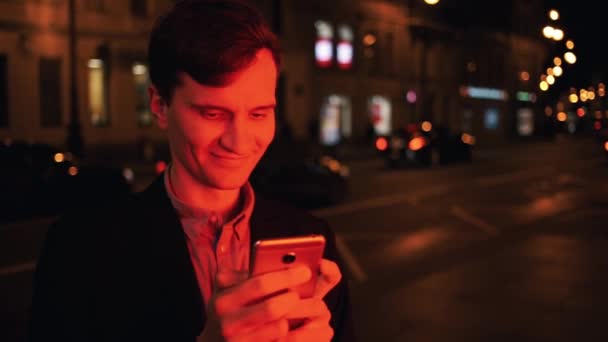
<box><xmin>148</xmin><ymin>0</ymin><xmax>280</xmax><ymax>102</ymax></box>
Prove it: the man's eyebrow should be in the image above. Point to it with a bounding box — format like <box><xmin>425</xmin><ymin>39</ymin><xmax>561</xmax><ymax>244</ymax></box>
<box><xmin>189</xmin><ymin>103</ymin><xmax>276</xmax><ymax>112</ymax></box>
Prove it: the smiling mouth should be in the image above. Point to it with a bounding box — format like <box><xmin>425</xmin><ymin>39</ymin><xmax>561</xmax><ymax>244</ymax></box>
<box><xmin>211</xmin><ymin>152</ymin><xmax>249</xmax><ymax>161</ymax></box>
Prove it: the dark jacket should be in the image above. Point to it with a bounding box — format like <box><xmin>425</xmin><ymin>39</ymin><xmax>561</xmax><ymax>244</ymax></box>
<box><xmin>29</xmin><ymin>175</ymin><xmax>355</xmax><ymax>341</ymax></box>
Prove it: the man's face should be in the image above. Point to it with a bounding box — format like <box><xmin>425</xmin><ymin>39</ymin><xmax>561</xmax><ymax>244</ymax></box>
<box><xmin>152</xmin><ymin>49</ymin><xmax>277</xmax><ymax>190</ymax></box>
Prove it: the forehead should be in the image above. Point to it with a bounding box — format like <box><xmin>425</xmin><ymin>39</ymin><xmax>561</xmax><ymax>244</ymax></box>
<box><xmin>177</xmin><ymin>49</ymin><xmax>278</xmax><ymax>108</ymax></box>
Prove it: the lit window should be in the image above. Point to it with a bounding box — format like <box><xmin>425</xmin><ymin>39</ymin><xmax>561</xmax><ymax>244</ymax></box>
<box><xmin>336</xmin><ymin>25</ymin><xmax>353</xmax><ymax>70</ymax></box>
<box><xmin>88</xmin><ymin>58</ymin><xmax>109</xmax><ymax>127</ymax></box>
<box><xmin>132</xmin><ymin>63</ymin><xmax>152</xmax><ymax>126</ymax></box>
<box><xmin>315</xmin><ymin>21</ymin><xmax>333</xmax><ymax>68</ymax></box>
<box><xmin>368</xmin><ymin>96</ymin><xmax>391</xmax><ymax>136</ymax></box>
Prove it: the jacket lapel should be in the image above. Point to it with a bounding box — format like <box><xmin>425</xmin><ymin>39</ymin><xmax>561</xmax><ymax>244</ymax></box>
<box><xmin>138</xmin><ymin>175</ymin><xmax>205</xmax><ymax>334</ymax></box>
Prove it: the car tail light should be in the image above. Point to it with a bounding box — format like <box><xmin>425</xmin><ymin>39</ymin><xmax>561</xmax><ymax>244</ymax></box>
<box><xmin>594</xmin><ymin>121</ymin><xmax>602</xmax><ymax>131</ymax></box>
<box><xmin>408</xmin><ymin>136</ymin><xmax>426</xmax><ymax>151</ymax></box>
<box><xmin>461</xmin><ymin>133</ymin><xmax>476</xmax><ymax>145</ymax></box>
<box><xmin>155</xmin><ymin>160</ymin><xmax>167</xmax><ymax>174</ymax></box>
<box><xmin>375</xmin><ymin>137</ymin><xmax>388</xmax><ymax>151</ymax></box>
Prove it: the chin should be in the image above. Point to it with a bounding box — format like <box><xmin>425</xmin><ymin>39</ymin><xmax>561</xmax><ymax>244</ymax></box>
<box><xmin>200</xmin><ymin>173</ymin><xmax>249</xmax><ymax>190</ymax></box>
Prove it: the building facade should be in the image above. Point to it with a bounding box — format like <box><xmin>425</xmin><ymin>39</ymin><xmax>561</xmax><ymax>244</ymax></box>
<box><xmin>0</xmin><ymin>0</ymin><xmax>549</xmax><ymax>152</ymax></box>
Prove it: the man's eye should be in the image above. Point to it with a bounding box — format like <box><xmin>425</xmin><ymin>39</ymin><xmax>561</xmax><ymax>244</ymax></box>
<box><xmin>251</xmin><ymin>111</ymin><xmax>272</xmax><ymax>119</ymax></box>
<box><xmin>202</xmin><ymin>112</ymin><xmax>223</xmax><ymax>119</ymax></box>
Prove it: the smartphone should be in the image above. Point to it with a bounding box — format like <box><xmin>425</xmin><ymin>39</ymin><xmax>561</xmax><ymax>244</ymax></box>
<box><xmin>249</xmin><ymin>234</ymin><xmax>326</xmax><ymax>299</ymax></box>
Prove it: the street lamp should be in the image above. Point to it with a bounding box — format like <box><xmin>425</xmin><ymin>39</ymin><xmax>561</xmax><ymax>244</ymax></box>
<box><xmin>542</xmin><ymin>26</ymin><xmax>554</xmax><ymax>39</ymax></box>
<box><xmin>566</xmin><ymin>40</ymin><xmax>574</xmax><ymax>49</ymax></box>
<box><xmin>549</xmin><ymin>9</ymin><xmax>559</xmax><ymax>21</ymax></box>
<box><xmin>424</xmin><ymin>0</ymin><xmax>440</xmax><ymax>5</ymax></box>
<box><xmin>552</xmin><ymin>28</ymin><xmax>564</xmax><ymax>41</ymax></box>
<box><xmin>564</xmin><ymin>51</ymin><xmax>577</xmax><ymax>64</ymax></box>
<box><xmin>553</xmin><ymin>65</ymin><xmax>563</xmax><ymax>77</ymax></box>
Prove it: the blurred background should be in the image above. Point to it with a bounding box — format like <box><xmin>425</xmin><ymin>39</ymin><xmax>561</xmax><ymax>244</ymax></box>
<box><xmin>1</xmin><ymin>0</ymin><xmax>608</xmax><ymax>341</ymax></box>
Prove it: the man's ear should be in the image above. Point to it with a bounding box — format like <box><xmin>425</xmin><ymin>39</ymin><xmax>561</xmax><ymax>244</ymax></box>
<box><xmin>148</xmin><ymin>85</ymin><xmax>168</xmax><ymax>129</ymax></box>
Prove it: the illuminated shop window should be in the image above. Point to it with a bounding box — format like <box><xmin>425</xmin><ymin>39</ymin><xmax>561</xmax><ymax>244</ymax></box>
<box><xmin>320</xmin><ymin>95</ymin><xmax>352</xmax><ymax>146</ymax></box>
<box><xmin>484</xmin><ymin>108</ymin><xmax>499</xmax><ymax>130</ymax></box>
<box><xmin>368</xmin><ymin>95</ymin><xmax>391</xmax><ymax>136</ymax></box>
<box><xmin>517</xmin><ymin>108</ymin><xmax>534</xmax><ymax>136</ymax></box>
<box><xmin>336</xmin><ymin>25</ymin><xmax>353</xmax><ymax>70</ymax></box>
<box><xmin>315</xmin><ymin>20</ymin><xmax>333</xmax><ymax>68</ymax></box>
<box><xmin>88</xmin><ymin>58</ymin><xmax>109</xmax><ymax>127</ymax></box>
<box><xmin>132</xmin><ymin>63</ymin><xmax>152</xmax><ymax>126</ymax></box>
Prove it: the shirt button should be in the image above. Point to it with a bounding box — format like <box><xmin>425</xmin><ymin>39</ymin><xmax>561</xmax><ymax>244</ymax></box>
<box><xmin>219</xmin><ymin>245</ymin><xmax>226</xmax><ymax>253</ymax></box>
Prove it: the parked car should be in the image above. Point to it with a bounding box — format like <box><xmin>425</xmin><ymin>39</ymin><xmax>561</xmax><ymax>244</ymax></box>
<box><xmin>375</xmin><ymin>122</ymin><xmax>474</xmax><ymax>168</ymax></box>
<box><xmin>0</xmin><ymin>140</ymin><xmax>133</xmax><ymax>222</ymax></box>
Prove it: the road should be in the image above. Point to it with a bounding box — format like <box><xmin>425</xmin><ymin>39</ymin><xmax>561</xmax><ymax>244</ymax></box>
<box><xmin>1</xmin><ymin>134</ymin><xmax>607</xmax><ymax>341</ymax></box>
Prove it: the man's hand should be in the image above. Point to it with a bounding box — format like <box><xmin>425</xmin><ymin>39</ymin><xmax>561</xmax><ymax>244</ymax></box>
<box><xmin>198</xmin><ymin>265</ymin><xmax>312</xmax><ymax>342</ymax></box>
<box><xmin>285</xmin><ymin>259</ymin><xmax>342</xmax><ymax>342</ymax></box>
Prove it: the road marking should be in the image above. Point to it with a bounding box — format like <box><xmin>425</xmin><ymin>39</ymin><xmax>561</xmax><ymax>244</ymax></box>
<box><xmin>334</xmin><ymin>234</ymin><xmax>367</xmax><ymax>283</ymax></box>
<box><xmin>449</xmin><ymin>206</ymin><xmax>499</xmax><ymax>235</ymax></box>
<box><xmin>0</xmin><ymin>260</ymin><xmax>36</xmax><ymax>277</ymax></box>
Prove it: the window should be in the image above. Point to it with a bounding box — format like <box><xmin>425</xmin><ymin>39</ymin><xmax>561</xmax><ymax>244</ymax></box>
<box><xmin>320</xmin><ymin>95</ymin><xmax>351</xmax><ymax>146</ymax></box>
<box><xmin>315</xmin><ymin>20</ymin><xmax>333</xmax><ymax>68</ymax></box>
<box><xmin>0</xmin><ymin>55</ymin><xmax>7</xmax><ymax>128</ymax></box>
<box><xmin>130</xmin><ymin>0</ymin><xmax>148</xmax><ymax>17</ymax></box>
<box><xmin>39</xmin><ymin>58</ymin><xmax>63</xmax><ymax>127</ymax></box>
<box><xmin>88</xmin><ymin>58</ymin><xmax>109</xmax><ymax>127</ymax></box>
<box><xmin>336</xmin><ymin>25</ymin><xmax>353</xmax><ymax>70</ymax></box>
<box><xmin>132</xmin><ymin>63</ymin><xmax>152</xmax><ymax>126</ymax></box>
<box><xmin>368</xmin><ymin>96</ymin><xmax>392</xmax><ymax>136</ymax></box>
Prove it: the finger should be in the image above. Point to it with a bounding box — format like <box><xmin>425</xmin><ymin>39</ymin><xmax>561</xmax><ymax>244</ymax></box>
<box><xmin>221</xmin><ymin>290</ymin><xmax>299</xmax><ymax>337</ymax></box>
<box><xmin>229</xmin><ymin>319</ymin><xmax>289</xmax><ymax>342</ymax></box>
<box><xmin>314</xmin><ymin>259</ymin><xmax>342</xmax><ymax>299</ymax></box>
<box><xmin>216</xmin><ymin>268</ymin><xmax>248</xmax><ymax>290</ymax></box>
<box><xmin>217</xmin><ymin>265</ymin><xmax>311</xmax><ymax>312</ymax></box>
<box><xmin>285</xmin><ymin>298</ymin><xmax>330</xmax><ymax>322</ymax></box>
<box><xmin>287</xmin><ymin>318</ymin><xmax>334</xmax><ymax>342</ymax></box>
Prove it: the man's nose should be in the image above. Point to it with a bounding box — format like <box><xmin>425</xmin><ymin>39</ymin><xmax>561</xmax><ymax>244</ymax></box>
<box><xmin>220</xmin><ymin>115</ymin><xmax>253</xmax><ymax>155</ymax></box>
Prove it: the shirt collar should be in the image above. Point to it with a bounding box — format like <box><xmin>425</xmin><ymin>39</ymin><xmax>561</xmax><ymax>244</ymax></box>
<box><xmin>163</xmin><ymin>164</ymin><xmax>255</xmax><ymax>234</ymax></box>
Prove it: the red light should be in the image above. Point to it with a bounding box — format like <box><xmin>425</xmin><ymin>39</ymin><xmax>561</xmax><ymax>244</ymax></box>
<box><xmin>577</xmin><ymin>108</ymin><xmax>585</xmax><ymax>117</ymax></box>
<box><xmin>594</xmin><ymin>121</ymin><xmax>602</xmax><ymax>131</ymax></box>
<box><xmin>594</xmin><ymin>121</ymin><xmax>602</xmax><ymax>130</ymax></box>
<box><xmin>409</xmin><ymin>137</ymin><xmax>426</xmax><ymax>151</ymax></box>
<box><xmin>375</xmin><ymin>137</ymin><xmax>388</xmax><ymax>151</ymax></box>
<box><xmin>155</xmin><ymin>160</ymin><xmax>167</xmax><ymax>174</ymax></box>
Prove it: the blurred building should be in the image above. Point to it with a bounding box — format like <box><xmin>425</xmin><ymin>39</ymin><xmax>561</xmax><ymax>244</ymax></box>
<box><xmin>0</xmin><ymin>0</ymin><xmax>550</xmax><ymax>154</ymax></box>
<box><xmin>0</xmin><ymin>0</ymin><xmax>173</xmax><ymax>153</ymax></box>
<box><xmin>267</xmin><ymin>0</ymin><xmax>550</xmax><ymax>147</ymax></box>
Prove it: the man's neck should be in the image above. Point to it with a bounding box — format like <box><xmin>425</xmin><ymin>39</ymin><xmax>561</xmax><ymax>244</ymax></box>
<box><xmin>168</xmin><ymin>163</ymin><xmax>242</xmax><ymax>220</ymax></box>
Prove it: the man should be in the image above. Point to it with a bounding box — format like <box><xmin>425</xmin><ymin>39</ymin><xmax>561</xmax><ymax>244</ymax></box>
<box><xmin>29</xmin><ymin>0</ymin><xmax>354</xmax><ymax>341</ymax></box>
